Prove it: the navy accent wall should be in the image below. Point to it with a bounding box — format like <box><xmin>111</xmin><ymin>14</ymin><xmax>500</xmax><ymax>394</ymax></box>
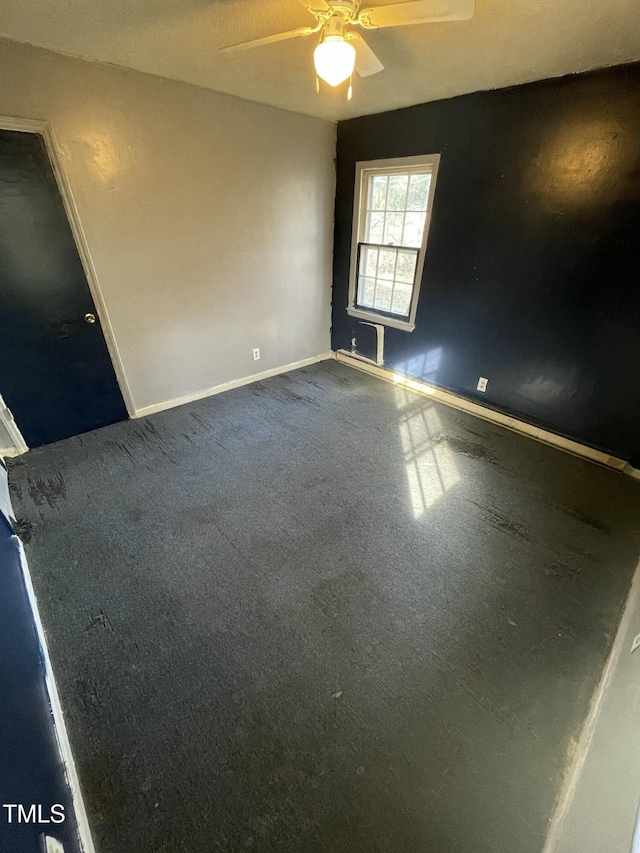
<box><xmin>0</xmin><ymin>516</ymin><xmax>81</xmax><ymax>852</ymax></box>
<box><xmin>332</xmin><ymin>63</ymin><xmax>640</xmax><ymax>467</ymax></box>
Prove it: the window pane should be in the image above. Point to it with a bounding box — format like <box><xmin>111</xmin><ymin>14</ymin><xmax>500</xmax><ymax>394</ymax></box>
<box><xmin>373</xmin><ymin>280</ymin><xmax>393</xmax><ymax>312</ymax></box>
<box><xmin>361</xmin><ymin>245</ymin><xmax>379</xmax><ymax>277</ymax></box>
<box><xmin>387</xmin><ymin>174</ymin><xmax>409</xmax><ymax>210</ymax></box>
<box><xmin>396</xmin><ymin>250</ymin><xmax>417</xmax><ymax>283</ymax></box>
<box><xmin>377</xmin><ymin>249</ymin><xmax>396</xmax><ymax>280</ymax></box>
<box><xmin>358</xmin><ymin>276</ymin><xmax>375</xmax><ymax>307</ymax></box>
<box><xmin>407</xmin><ymin>174</ymin><xmax>430</xmax><ymax>210</ymax></box>
<box><xmin>365</xmin><ymin>211</ymin><xmax>384</xmax><ymax>243</ymax></box>
<box><xmin>356</xmin><ymin>244</ymin><xmax>418</xmax><ymax>317</ymax></box>
<box><xmin>402</xmin><ymin>211</ymin><xmax>427</xmax><ymax>247</ymax></box>
<box><xmin>369</xmin><ymin>175</ymin><xmax>387</xmax><ymax>210</ymax></box>
<box><xmin>391</xmin><ymin>283</ymin><xmax>413</xmax><ymax>316</ymax></box>
<box><xmin>384</xmin><ymin>213</ymin><xmax>404</xmax><ymax>245</ymax></box>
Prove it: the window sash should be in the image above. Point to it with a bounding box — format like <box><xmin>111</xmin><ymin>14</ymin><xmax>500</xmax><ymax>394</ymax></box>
<box><xmin>347</xmin><ymin>154</ymin><xmax>440</xmax><ymax>332</ymax></box>
<box><xmin>355</xmin><ymin>242</ymin><xmax>419</xmax><ymax>319</ymax></box>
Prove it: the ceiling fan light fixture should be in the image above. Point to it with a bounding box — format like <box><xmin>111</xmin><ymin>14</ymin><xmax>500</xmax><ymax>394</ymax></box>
<box><xmin>314</xmin><ymin>35</ymin><xmax>356</xmax><ymax>87</ymax></box>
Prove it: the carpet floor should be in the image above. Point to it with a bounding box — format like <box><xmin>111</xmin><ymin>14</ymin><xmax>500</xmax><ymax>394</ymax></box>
<box><xmin>8</xmin><ymin>361</ymin><xmax>640</xmax><ymax>853</ymax></box>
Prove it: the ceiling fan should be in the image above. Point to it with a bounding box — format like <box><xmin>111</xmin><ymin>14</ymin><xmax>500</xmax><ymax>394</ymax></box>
<box><xmin>220</xmin><ymin>0</ymin><xmax>475</xmax><ymax>99</ymax></box>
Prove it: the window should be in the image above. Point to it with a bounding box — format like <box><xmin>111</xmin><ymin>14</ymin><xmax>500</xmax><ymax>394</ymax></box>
<box><xmin>348</xmin><ymin>155</ymin><xmax>440</xmax><ymax>331</ymax></box>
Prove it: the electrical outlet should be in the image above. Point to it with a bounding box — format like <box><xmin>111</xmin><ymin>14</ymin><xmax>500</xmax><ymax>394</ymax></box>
<box><xmin>252</xmin><ymin>348</ymin><xmax>260</xmax><ymax>361</ymax></box>
<box><xmin>477</xmin><ymin>377</ymin><xmax>488</xmax><ymax>392</ymax></box>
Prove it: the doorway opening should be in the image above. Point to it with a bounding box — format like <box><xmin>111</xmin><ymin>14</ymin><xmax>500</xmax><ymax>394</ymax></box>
<box><xmin>0</xmin><ymin>119</ymin><xmax>132</xmax><ymax>448</ymax></box>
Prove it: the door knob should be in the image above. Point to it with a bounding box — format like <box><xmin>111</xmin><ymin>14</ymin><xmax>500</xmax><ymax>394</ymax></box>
<box><xmin>84</xmin><ymin>313</ymin><xmax>96</xmax><ymax>324</ymax></box>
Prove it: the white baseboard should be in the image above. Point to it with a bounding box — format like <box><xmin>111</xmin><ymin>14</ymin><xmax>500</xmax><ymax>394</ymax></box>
<box><xmin>133</xmin><ymin>352</ymin><xmax>334</xmax><ymax>419</ymax></box>
<box><xmin>18</xmin><ymin>542</ymin><xmax>96</xmax><ymax>853</ymax></box>
<box><xmin>2</xmin><ymin>474</ymin><xmax>95</xmax><ymax>852</ymax></box>
<box><xmin>0</xmin><ymin>446</ymin><xmax>26</xmax><ymax>458</ymax></box>
<box><xmin>336</xmin><ymin>350</ymin><xmax>632</xmax><ymax>473</ymax></box>
<box><xmin>542</xmin><ymin>555</ymin><xmax>640</xmax><ymax>853</ymax></box>
<box><xmin>0</xmin><ymin>393</ymin><xmax>29</xmax><ymax>457</ymax></box>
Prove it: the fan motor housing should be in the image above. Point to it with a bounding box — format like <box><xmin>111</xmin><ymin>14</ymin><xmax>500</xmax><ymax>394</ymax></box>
<box><xmin>328</xmin><ymin>1</ymin><xmax>360</xmax><ymax>20</ymax></box>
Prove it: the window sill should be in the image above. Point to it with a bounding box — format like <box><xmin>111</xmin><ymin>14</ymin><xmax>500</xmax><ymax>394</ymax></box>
<box><xmin>347</xmin><ymin>306</ymin><xmax>415</xmax><ymax>332</ymax></box>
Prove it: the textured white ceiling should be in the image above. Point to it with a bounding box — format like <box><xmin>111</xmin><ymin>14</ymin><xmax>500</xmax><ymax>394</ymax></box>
<box><xmin>1</xmin><ymin>0</ymin><xmax>639</xmax><ymax>121</ymax></box>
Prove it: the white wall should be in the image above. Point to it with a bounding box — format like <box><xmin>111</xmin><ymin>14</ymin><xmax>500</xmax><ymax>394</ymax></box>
<box><xmin>0</xmin><ymin>38</ymin><xmax>335</xmax><ymax>415</ymax></box>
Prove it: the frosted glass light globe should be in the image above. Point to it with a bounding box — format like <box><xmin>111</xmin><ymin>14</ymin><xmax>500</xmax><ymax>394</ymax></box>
<box><xmin>314</xmin><ymin>36</ymin><xmax>356</xmax><ymax>87</ymax></box>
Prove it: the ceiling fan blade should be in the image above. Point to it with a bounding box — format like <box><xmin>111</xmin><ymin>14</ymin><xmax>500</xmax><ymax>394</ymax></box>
<box><xmin>348</xmin><ymin>32</ymin><xmax>385</xmax><ymax>78</ymax></box>
<box><xmin>298</xmin><ymin>0</ymin><xmax>334</xmax><ymax>12</ymax></box>
<box><xmin>360</xmin><ymin>0</ymin><xmax>475</xmax><ymax>28</ymax></box>
<box><xmin>220</xmin><ymin>25</ymin><xmax>318</xmax><ymax>53</ymax></box>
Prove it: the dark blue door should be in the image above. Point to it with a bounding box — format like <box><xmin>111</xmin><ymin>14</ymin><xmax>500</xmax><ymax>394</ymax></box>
<box><xmin>0</xmin><ymin>130</ymin><xmax>127</xmax><ymax>447</ymax></box>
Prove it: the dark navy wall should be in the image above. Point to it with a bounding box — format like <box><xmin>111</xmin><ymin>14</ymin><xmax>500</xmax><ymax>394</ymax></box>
<box><xmin>332</xmin><ymin>63</ymin><xmax>640</xmax><ymax>467</ymax></box>
<box><xmin>0</xmin><ymin>462</ymin><xmax>81</xmax><ymax>852</ymax></box>
<box><xmin>0</xmin><ymin>527</ymin><xmax>80</xmax><ymax>852</ymax></box>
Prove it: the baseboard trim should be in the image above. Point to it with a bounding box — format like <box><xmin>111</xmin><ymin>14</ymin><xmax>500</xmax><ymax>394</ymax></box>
<box><xmin>541</xmin><ymin>554</ymin><xmax>640</xmax><ymax>853</ymax></box>
<box><xmin>0</xmin><ymin>447</ymin><xmax>25</xmax><ymax>458</ymax></box>
<box><xmin>336</xmin><ymin>350</ymin><xmax>630</xmax><ymax>473</ymax></box>
<box><xmin>133</xmin><ymin>352</ymin><xmax>334</xmax><ymax>419</ymax></box>
<box><xmin>18</xmin><ymin>542</ymin><xmax>96</xmax><ymax>853</ymax></box>
<box><xmin>0</xmin><ymin>393</ymin><xmax>29</xmax><ymax>457</ymax></box>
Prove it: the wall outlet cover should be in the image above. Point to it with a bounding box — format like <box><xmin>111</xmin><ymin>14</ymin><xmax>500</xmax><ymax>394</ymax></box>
<box><xmin>252</xmin><ymin>348</ymin><xmax>260</xmax><ymax>361</ymax></box>
<box><xmin>477</xmin><ymin>377</ymin><xmax>488</xmax><ymax>392</ymax></box>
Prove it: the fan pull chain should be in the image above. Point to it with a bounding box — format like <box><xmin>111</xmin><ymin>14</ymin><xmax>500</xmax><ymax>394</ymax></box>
<box><xmin>347</xmin><ymin>74</ymin><xmax>353</xmax><ymax>101</ymax></box>
<box><xmin>315</xmin><ymin>74</ymin><xmax>320</xmax><ymax>94</ymax></box>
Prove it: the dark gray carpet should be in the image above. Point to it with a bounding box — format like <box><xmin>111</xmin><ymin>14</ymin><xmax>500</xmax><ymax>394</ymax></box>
<box><xmin>8</xmin><ymin>361</ymin><xmax>640</xmax><ymax>853</ymax></box>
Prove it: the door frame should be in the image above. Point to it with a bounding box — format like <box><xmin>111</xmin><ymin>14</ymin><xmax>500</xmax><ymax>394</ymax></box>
<box><xmin>0</xmin><ymin>114</ymin><xmax>135</xmax><ymax>424</ymax></box>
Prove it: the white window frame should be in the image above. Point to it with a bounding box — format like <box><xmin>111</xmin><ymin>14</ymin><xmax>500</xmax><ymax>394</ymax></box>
<box><xmin>347</xmin><ymin>154</ymin><xmax>440</xmax><ymax>332</ymax></box>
